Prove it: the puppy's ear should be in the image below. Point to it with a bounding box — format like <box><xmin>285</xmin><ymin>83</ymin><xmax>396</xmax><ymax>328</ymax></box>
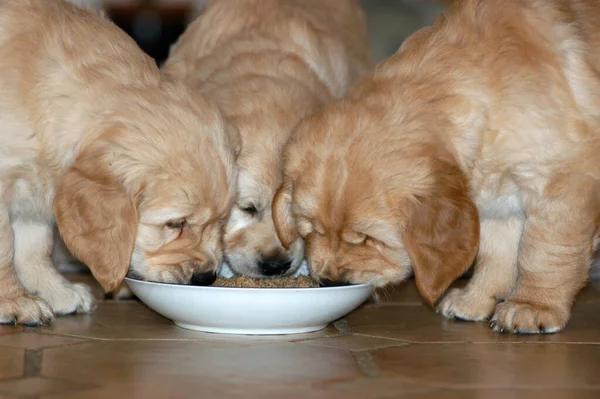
<box><xmin>54</xmin><ymin>143</ymin><xmax>139</xmax><ymax>293</ymax></box>
<box><xmin>402</xmin><ymin>164</ymin><xmax>480</xmax><ymax>307</ymax></box>
<box><xmin>272</xmin><ymin>183</ymin><xmax>298</xmax><ymax>249</ymax></box>
<box><xmin>225</xmin><ymin>122</ymin><xmax>242</xmax><ymax>158</ymax></box>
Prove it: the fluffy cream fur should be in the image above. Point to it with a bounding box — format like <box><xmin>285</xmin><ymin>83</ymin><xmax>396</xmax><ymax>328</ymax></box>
<box><xmin>0</xmin><ymin>0</ymin><xmax>238</xmax><ymax>325</ymax></box>
<box><xmin>274</xmin><ymin>0</ymin><xmax>600</xmax><ymax>334</ymax></box>
<box><xmin>163</xmin><ymin>0</ymin><xmax>372</xmax><ymax>277</ymax></box>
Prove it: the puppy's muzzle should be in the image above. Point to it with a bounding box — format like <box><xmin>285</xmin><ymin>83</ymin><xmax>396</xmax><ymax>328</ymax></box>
<box><xmin>190</xmin><ymin>271</ymin><xmax>218</xmax><ymax>286</ymax></box>
<box><xmin>258</xmin><ymin>257</ymin><xmax>292</xmax><ymax>276</ymax></box>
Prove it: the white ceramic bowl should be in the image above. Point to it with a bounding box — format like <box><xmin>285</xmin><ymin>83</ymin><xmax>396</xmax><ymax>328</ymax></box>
<box><xmin>125</xmin><ymin>277</ymin><xmax>373</xmax><ymax>335</ymax></box>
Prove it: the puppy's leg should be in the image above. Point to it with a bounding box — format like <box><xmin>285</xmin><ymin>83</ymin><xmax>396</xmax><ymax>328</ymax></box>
<box><xmin>12</xmin><ymin>220</ymin><xmax>95</xmax><ymax>315</ymax></box>
<box><xmin>491</xmin><ymin>182</ymin><xmax>595</xmax><ymax>334</ymax></box>
<box><xmin>0</xmin><ymin>207</ymin><xmax>53</xmax><ymax>325</ymax></box>
<box><xmin>438</xmin><ymin>217</ymin><xmax>522</xmax><ymax>321</ymax></box>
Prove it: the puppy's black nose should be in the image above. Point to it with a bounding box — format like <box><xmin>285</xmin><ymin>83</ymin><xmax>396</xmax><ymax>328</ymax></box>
<box><xmin>190</xmin><ymin>271</ymin><xmax>217</xmax><ymax>286</ymax></box>
<box><xmin>258</xmin><ymin>258</ymin><xmax>292</xmax><ymax>276</ymax></box>
<box><xmin>319</xmin><ymin>278</ymin><xmax>351</xmax><ymax>288</ymax></box>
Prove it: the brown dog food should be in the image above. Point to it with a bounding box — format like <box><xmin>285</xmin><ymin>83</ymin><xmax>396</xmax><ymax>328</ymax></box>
<box><xmin>213</xmin><ymin>275</ymin><xmax>319</xmax><ymax>288</ymax></box>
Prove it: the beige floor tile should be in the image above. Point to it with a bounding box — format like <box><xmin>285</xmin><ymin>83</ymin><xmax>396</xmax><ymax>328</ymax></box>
<box><xmin>407</xmin><ymin>389</ymin><xmax>600</xmax><ymax>399</ymax></box>
<box><xmin>42</xmin><ymin>340</ymin><xmax>360</xmax><ymax>385</ymax></box>
<box><xmin>559</xmin><ymin>302</ymin><xmax>600</xmax><ymax>342</ymax></box>
<box><xmin>577</xmin><ymin>281</ymin><xmax>600</xmax><ymax>303</ymax></box>
<box><xmin>0</xmin><ymin>333</ymin><xmax>85</xmax><ymax>349</ymax></box>
<box><xmin>344</xmin><ymin>301</ymin><xmax>600</xmax><ymax>343</ymax></box>
<box><xmin>319</xmin><ymin>377</ymin><xmax>435</xmax><ymax>398</ymax></box>
<box><xmin>0</xmin><ymin>377</ymin><xmax>94</xmax><ymax>397</ymax></box>
<box><xmin>41</xmin><ymin>381</ymin><xmax>360</xmax><ymax>399</ymax></box>
<box><xmin>0</xmin><ymin>273</ymin><xmax>591</xmax><ymax>399</ymax></box>
<box><xmin>344</xmin><ymin>304</ymin><xmax>512</xmax><ymax>343</ymax></box>
<box><xmin>0</xmin><ymin>347</ymin><xmax>24</xmax><ymax>380</ymax></box>
<box><xmin>39</xmin><ymin>301</ymin><xmax>339</xmax><ymax>341</ymax></box>
<box><xmin>298</xmin><ymin>335</ymin><xmax>407</xmax><ymax>351</ymax></box>
<box><xmin>371</xmin><ymin>343</ymin><xmax>600</xmax><ymax>389</ymax></box>
<box><xmin>39</xmin><ymin>302</ymin><xmax>196</xmax><ymax>340</ymax></box>
<box><xmin>41</xmin><ymin>377</ymin><xmax>437</xmax><ymax>399</ymax></box>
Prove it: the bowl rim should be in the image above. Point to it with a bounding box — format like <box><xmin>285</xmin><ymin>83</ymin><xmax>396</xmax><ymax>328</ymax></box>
<box><xmin>124</xmin><ymin>276</ymin><xmax>372</xmax><ymax>292</ymax></box>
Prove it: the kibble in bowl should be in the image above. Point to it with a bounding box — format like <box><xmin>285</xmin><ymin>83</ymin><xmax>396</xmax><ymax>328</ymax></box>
<box><xmin>212</xmin><ymin>275</ymin><xmax>319</xmax><ymax>288</ymax></box>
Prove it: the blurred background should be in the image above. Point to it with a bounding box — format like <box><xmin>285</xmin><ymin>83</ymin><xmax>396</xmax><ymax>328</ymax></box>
<box><xmin>68</xmin><ymin>0</ymin><xmax>452</xmax><ymax>65</ymax></box>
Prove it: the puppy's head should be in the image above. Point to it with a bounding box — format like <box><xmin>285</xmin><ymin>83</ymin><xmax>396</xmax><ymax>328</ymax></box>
<box><xmin>222</xmin><ymin>118</ymin><xmax>305</xmax><ymax>278</ymax></box>
<box><xmin>213</xmin><ymin>74</ymin><xmax>324</xmax><ymax>278</ymax></box>
<box><xmin>223</xmin><ymin>164</ymin><xmax>305</xmax><ymax>278</ymax></box>
<box><xmin>54</xmin><ymin>82</ymin><xmax>239</xmax><ymax>292</ymax></box>
<box><xmin>273</xmin><ymin>107</ymin><xmax>479</xmax><ymax>306</ymax></box>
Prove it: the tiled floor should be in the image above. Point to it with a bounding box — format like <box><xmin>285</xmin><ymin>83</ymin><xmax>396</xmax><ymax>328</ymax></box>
<box><xmin>1</xmin><ymin>275</ymin><xmax>600</xmax><ymax>399</ymax></box>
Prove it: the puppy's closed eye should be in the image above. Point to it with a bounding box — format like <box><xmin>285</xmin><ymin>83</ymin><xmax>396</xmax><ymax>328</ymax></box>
<box><xmin>165</xmin><ymin>219</ymin><xmax>186</xmax><ymax>230</ymax></box>
<box><xmin>240</xmin><ymin>204</ymin><xmax>258</xmax><ymax>216</ymax></box>
<box><xmin>342</xmin><ymin>231</ymin><xmax>366</xmax><ymax>245</ymax></box>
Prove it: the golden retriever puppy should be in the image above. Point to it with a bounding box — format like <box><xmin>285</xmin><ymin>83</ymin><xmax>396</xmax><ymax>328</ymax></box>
<box><xmin>0</xmin><ymin>0</ymin><xmax>239</xmax><ymax>325</ymax></box>
<box><xmin>273</xmin><ymin>0</ymin><xmax>600</xmax><ymax>334</ymax></box>
<box><xmin>162</xmin><ymin>0</ymin><xmax>372</xmax><ymax>278</ymax></box>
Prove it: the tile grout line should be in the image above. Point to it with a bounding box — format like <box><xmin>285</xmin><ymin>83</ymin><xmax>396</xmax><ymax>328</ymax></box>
<box><xmin>346</xmin><ymin>332</ymin><xmax>600</xmax><ymax>345</ymax></box>
<box><xmin>17</xmin><ymin>329</ymin><xmax>600</xmax><ymax>346</ymax></box>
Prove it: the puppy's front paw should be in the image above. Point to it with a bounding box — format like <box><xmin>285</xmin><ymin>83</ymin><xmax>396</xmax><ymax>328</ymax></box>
<box><xmin>437</xmin><ymin>288</ymin><xmax>496</xmax><ymax>321</ymax></box>
<box><xmin>490</xmin><ymin>301</ymin><xmax>568</xmax><ymax>334</ymax></box>
<box><xmin>0</xmin><ymin>295</ymin><xmax>54</xmax><ymax>326</ymax></box>
<box><xmin>38</xmin><ymin>282</ymin><xmax>96</xmax><ymax>315</ymax></box>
